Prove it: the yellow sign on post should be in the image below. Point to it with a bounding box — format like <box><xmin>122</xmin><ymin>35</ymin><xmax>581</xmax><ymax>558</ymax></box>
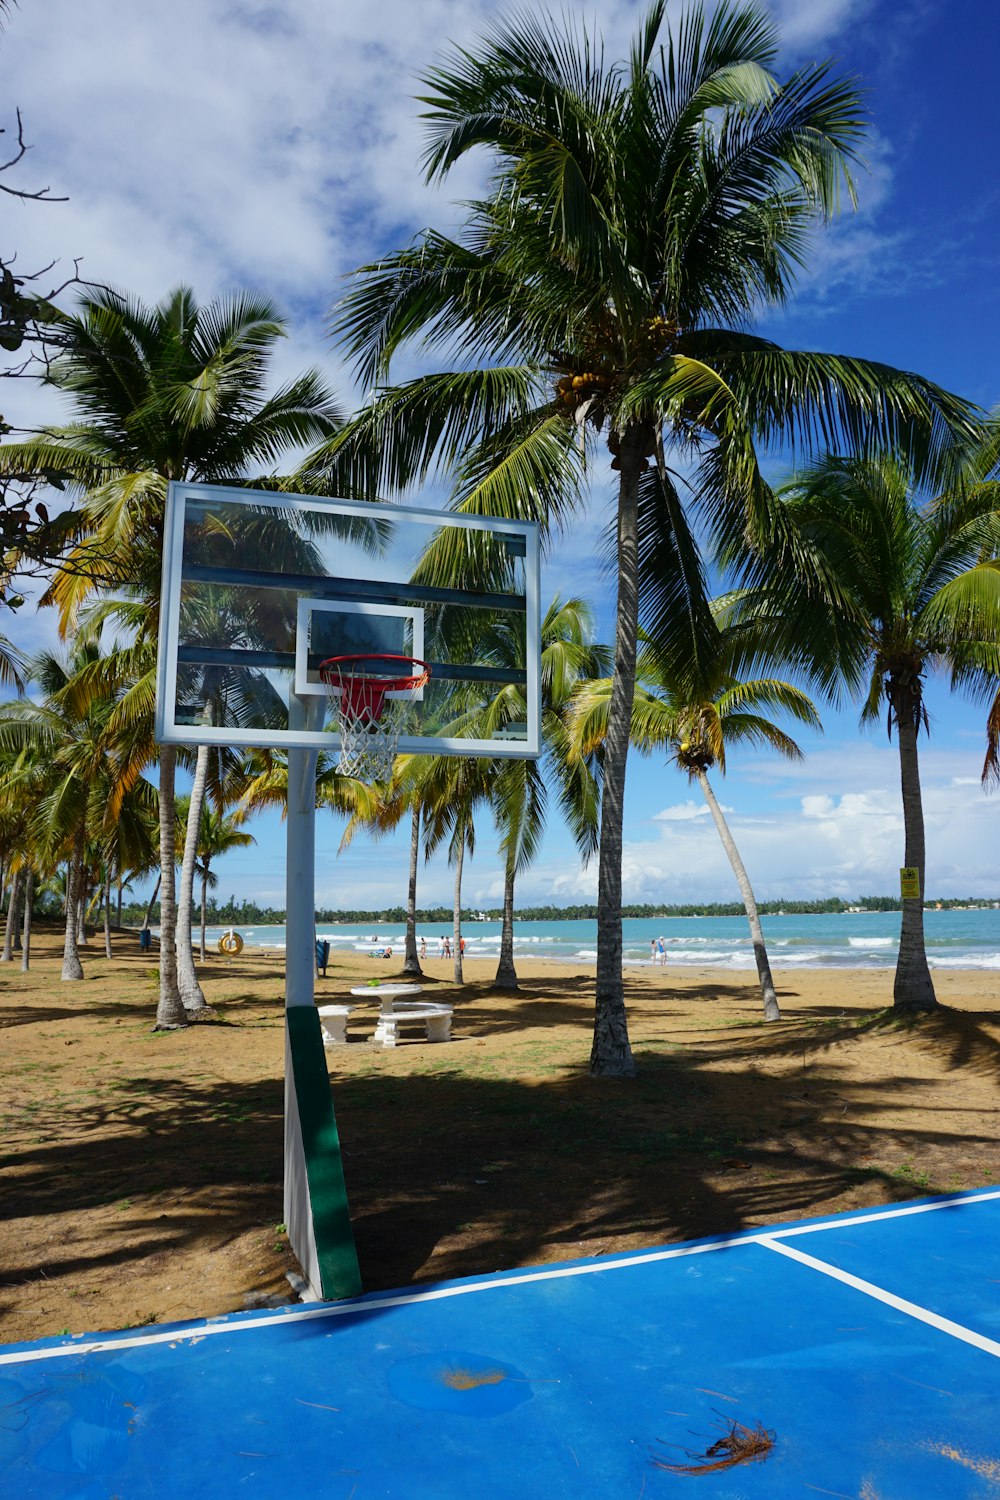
<box><xmin>900</xmin><ymin>867</ymin><xmax>921</xmax><ymax>900</ymax></box>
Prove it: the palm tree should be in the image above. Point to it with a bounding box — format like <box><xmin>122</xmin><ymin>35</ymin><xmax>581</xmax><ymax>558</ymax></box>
<box><xmin>232</xmin><ymin>749</ymin><xmax>379</xmax><ymax>990</ymax></box>
<box><xmin>0</xmin><ymin>637</ymin><xmax>25</xmax><ymax>694</ymax></box>
<box><xmin>0</xmin><ymin>761</ymin><xmax>39</xmax><ymax>971</ymax></box>
<box><xmin>740</xmin><ymin>452</ymin><xmax>1000</xmax><ymax>1011</ymax></box>
<box><xmin>311</xmin><ymin>1</ymin><xmax>979</xmax><ymax>1074</ymax></box>
<box><xmin>102</xmin><ymin>774</ymin><xmax>159</xmax><ymax>946</ymax></box>
<box><xmin>416</xmin><ymin>755</ymin><xmax>494</xmax><ymax>983</ymax></box>
<box><xmin>438</xmin><ymin>596</ymin><xmax>606</xmax><ymax>988</ymax></box>
<box><xmin>569</xmin><ymin>626</ymin><xmax>821</xmax><ymax>1019</ymax></box>
<box><xmin>338</xmin><ymin>774</ymin><xmax>428</xmax><ymax>977</ymax></box>
<box><xmin>193</xmin><ymin>802</ymin><xmax>256</xmax><ymax>961</ymax></box>
<box><xmin>0</xmin><ymin>642</ymin><xmax>147</xmax><ymax>980</ymax></box>
<box><xmin>0</xmin><ymin>755</ymin><xmax>32</xmax><ymax>962</ymax></box>
<box><xmin>0</xmin><ymin>285</ymin><xmax>341</xmax><ymax>1026</ymax></box>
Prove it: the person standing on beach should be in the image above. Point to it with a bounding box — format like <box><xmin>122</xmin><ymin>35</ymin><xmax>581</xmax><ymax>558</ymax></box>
<box><xmin>657</xmin><ymin>937</ymin><xmax>666</xmax><ymax>966</ymax></box>
<box><xmin>420</xmin><ymin>938</ymin><xmax>427</xmax><ymax>960</ymax></box>
<box><xmin>443</xmin><ymin>936</ymin><xmax>452</xmax><ymax>959</ymax></box>
<box><xmin>439</xmin><ymin>936</ymin><xmax>446</xmax><ymax>958</ymax></box>
<box><xmin>650</xmin><ymin>940</ymin><xmax>657</xmax><ymax>965</ymax></box>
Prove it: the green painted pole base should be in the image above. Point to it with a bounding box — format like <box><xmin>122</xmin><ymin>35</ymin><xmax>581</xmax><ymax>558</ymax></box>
<box><xmin>284</xmin><ymin>1006</ymin><xmax>362</xmax><ymax>1300</ymax></box>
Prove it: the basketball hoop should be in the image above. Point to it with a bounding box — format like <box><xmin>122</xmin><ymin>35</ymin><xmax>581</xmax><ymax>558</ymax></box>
<box><xmin>319</xmin><ymin>653</ymin><xmax>431</xmax><ymax>781</ymax></box>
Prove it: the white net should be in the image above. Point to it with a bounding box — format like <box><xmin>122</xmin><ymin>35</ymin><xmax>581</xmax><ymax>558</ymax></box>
<box><xmin>320</xmin><ymin>656</ymin><xmax>429</xmax><ymax>783</ymax></box>
<box><xmin>335</xmin><ymin>697</ymin><xmax>403</xmax><ymax>782</ymax></box>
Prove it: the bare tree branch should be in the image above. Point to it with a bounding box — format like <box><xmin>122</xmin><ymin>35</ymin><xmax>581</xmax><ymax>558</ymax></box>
<box><xmin>0</xmin><ymin>109</ymin><xmax>68</xmax><ymax>201</ymax></box>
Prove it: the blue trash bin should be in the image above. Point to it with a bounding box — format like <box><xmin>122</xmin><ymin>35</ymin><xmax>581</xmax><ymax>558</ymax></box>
<box><xmin>139</xmin><ymin>928</ymin><xmax>152</xmax><ymax>951</ymax></box>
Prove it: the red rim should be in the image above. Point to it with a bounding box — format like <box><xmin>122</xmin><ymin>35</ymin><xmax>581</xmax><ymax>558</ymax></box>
<box><xmin>318</xmin><ymin>653</ymin><xmax>431</xmax><ymax>694</ymax></box>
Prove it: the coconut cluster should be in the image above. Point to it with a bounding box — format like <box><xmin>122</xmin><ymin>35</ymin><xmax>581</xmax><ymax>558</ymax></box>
<box><xmin>551</xmin><ymin>313</ymin><xmax>678</xmax><ymax>416</ymax></box>
<box><xmin>554</xmin><ymin>369</ymin><xmax>612</xmax><ymax>410</ymax></box>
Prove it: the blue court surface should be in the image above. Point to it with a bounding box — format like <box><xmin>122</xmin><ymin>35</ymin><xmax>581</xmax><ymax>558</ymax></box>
<box><xmin>3</xmin><ymin>1190</ymin><xmax>1000</xmax><ymax>1498</ymax></box>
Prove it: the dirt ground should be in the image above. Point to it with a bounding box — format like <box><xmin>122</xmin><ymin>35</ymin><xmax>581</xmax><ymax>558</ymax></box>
<box><xmin>2</xmin><ymin>925</ymin><xmax>999</xmax><ymax>1346</ymax></box>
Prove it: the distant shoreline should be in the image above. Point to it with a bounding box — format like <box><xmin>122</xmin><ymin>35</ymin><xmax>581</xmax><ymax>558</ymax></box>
<box><xmin>185</xmin><ymin>909</ymin><xmax>1000</xmax><ymax>974</ymax></box>
<box><xmin>122</xmin><ymin>896</ymin><xmax>1000</xmax><ymax>927</ymax></box>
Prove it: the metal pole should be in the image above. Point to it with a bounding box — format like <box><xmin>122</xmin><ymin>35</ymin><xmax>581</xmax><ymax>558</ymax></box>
<box><xmin>286</xmin><ymin>692</ymin><xmax>320</xmax><ymax>1009</ymax></box>
<box><xmin>283</xmin><ymin>691</ymin><xmax>361</xmax><ymax>1299</ymax></box>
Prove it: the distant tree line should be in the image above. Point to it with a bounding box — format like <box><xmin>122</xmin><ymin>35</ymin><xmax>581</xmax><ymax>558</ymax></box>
<box><xmin>112</xmin><ymin>893</ymin><xmax>1000</xmax><ymax>926</ymax></box>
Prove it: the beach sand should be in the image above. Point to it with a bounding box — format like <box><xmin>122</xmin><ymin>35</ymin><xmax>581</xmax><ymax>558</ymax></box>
<box><xmin>2</xmin><ymin>929</ymin><xmax>998</xmax><ymax>1343</ymax></box>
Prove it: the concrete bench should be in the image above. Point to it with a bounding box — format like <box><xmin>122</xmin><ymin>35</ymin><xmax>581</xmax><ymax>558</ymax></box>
<box><xmin>317</xmin><ymin>1004</ymin><xmax>354</xmax><ymax>1046</ymax></box>
<box><xmin>373</xmin><ymin>1001</ymin><xmax>453</xmax><ymax>1048</ymax></box>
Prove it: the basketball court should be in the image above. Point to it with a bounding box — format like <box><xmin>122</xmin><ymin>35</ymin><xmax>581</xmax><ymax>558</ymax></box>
<box><xmin>3</xmin><ymin>1189</ymin><xmax>999</xmax><ymax>1497</ymax></box>
<box><xmin>60</xmin><ymin>486</ymin><xmax>989</xmax><ymax>1494</ymax></box>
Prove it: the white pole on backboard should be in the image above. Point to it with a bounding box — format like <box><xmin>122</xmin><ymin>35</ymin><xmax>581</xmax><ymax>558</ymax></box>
<box><xmin>283</xmin><ymin>692</ymin><xmax>361</xmax><ymax>1299</ymax></box>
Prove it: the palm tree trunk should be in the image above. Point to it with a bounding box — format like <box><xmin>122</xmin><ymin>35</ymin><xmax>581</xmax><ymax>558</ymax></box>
<box><xmin>62</xmin><ymin>828</ymin><xmax>85</xmax><ymax>980</ymax></box>
<box><xmin>402</xmin><ymin>800</ymin><xmax>423</xmax><ymax>977</ymax></box>
<box><xmin>21</xmin><ymin>867</ymin><xmax>33</xmax><ymax>972</ymax></box>
<box><xmin>103</xmin><ymin>870</ymin><xmax>113</xmax><ymax>958</ymax></box>
<box><xmin>1</xmin><ymin>868</ymin><xmax>23</xmax><ymax>962</ymax></box>
<box><xmin>200</xmin><ymin>864</ymin><xmax>208</xmax><ymax>962</ymax></box>
<box><xmin>494</xmin><ymin>858</ymin><xmax>518</xmax><ymax>989</ymax></box>
<box><xmin>452</xmin><ymin>827</ymin><xmax>465</xmax><ymax>984</ymax></box>
<box><xmin>77</xmin><ymin>892</ymin><xmax>88</xmax><ymax>945</ymax></box>
<box><xmin>893</xmin><ymin>696</ymin><xmax>937</xmax><ymax>1011</ymax></box>
<box><xmin>117</xmin><ymin>870</ymin><xmax>123</xmax><ymax>929</ymax></box>
<box><xmin>176</xmin><ymin>743</ymin><xmax>210</xmax><ymax>1011</ymax></box>
<box><xmin>143</xmin><ymin>872</ymin><xmax>161</xmax><ymax>930</ymax></box>
<box><xmin>155</xmin><ymin>745</ymin><xmax>187</xmax><ymax>1028</ymax></box>
<box><xmin>696</xmin><ymin>769</ymin><xmax>780</xmax><ymax>1021</ymax></box>
<box><xmin>592</xmin><ymin>426</ymin><xmax>644</xmax><ymax>1078</ymax></box>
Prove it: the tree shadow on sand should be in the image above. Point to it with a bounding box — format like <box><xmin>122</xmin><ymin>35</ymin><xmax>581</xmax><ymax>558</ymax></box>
<box><xmin>6</xmin><ymin>1037</ymin><xmax>996</xmax><ymax>1311</ymax></box>
<box><xmin>699</xmin><ymin>998</ymin><xmax>1000</xmax><ymax>1089</ymax></box>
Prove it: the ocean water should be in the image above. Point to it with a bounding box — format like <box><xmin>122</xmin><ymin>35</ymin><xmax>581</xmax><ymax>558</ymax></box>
<box><xmin>202</xmin><ymin>907</ymin><xmax>1000</xmax><ymax>971</ymax></box>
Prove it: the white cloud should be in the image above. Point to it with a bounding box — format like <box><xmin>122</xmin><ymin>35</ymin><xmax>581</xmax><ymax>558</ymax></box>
<box><xmin>0</xmin><ymin>0</ymin><xmax>894</xmax><ymax>433</ymax></box>
<box><xmin>601</xmin><ymin>741</ymin><xmax>1000</xmax><ymax>904</ymax></box>
<box><xmin>768</xmin><ymin>0</ymin><xmax>874</xmax><ymax>52</ymax></box>
<box><xmin>654</xmin><ymin>800</ymin><xmax>710</xmax><ymax>822</ymax></box>
<box><xmin>654</xmin><ymin>800</ymin><xmax>723</xmax><ymax>822</ymax></box>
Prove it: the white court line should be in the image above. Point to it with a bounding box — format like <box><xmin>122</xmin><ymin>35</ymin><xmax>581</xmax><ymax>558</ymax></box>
<box><xmin>3</xmin><ymin>1189</ymin><xmax>999</xmax><ymax>1368</ymax></box>
<box><xmin>760</xmin><ymin>1235</ymin><xmax>1000</xmax><ymax>1359</ymax></box>
<box><xmin>763</xmin><ymin>1187</ymin><xmax>1000</xmax><ymax>1240</ymax></box>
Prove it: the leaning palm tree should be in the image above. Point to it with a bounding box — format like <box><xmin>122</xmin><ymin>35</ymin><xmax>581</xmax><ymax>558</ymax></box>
<box><xmin>0</xmin><ymin>285</ymin><xmax>341</xmax><ymax>1026</ymax></box>
<box><xmin>738</xmin><ymin>451</ymin><xmax>1000</xmax><ymax>1011</ymax></box>
<box><xmin>310</xmin><ymin>1</ymin><xmax>979</xmax><ymax>1074</ymax></box>
<box><xmin>569</xmin><ymin>627</ymin><xmax>821</xmax><ymax>1019</ymax></box>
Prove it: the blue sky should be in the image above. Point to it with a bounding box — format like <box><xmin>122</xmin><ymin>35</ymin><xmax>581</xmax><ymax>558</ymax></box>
<box><xmin>3</xmin><ymin>0</ymin><xmax>1000</xmax><ymax>909</ymax></box>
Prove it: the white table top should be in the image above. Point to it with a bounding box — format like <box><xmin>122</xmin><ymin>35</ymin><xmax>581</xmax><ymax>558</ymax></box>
<box><xmin>349</xmin><ymin>983</ymin><xmax>424</xmax><ymax>997</ymax></box>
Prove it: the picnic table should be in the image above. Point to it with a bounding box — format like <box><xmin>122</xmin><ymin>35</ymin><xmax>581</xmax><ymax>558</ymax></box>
<box><xmin>348</xmin><ymin>983</ymin><xmax>453</xmax><ymax>1048</ymax></box>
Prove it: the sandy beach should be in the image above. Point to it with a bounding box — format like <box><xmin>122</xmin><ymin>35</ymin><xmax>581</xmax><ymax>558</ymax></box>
<box><xmin>2</xmin><ymin>929</ymin><xmax>998</xmax><ymax>1344</ymax></box>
